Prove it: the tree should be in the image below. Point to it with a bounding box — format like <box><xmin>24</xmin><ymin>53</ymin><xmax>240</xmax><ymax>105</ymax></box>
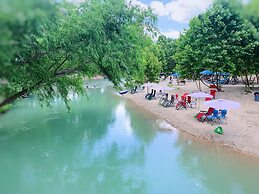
<box><xmin>0</xmin><ymin>0</ymin><xmax>157</xmax><ymax>109</ymax></box>
<box><xmin>174</xmin><ymin>0</ymin><xmax>259</xmax><ymax>91</ymax></box>
<box><xmin>0</xmin><ymin>0</ymin><xmax>60</xmax><ymax>100</ymax></box>
<box><xmin>142</xmin><ymin>44</ymin><xmax>162</xmax><ymax>83</ymax></box>
<box><xmin>157</xmin><ymin>35</ymin><xmax>176</xmax><ymax>78</ymax></box>
<box><xmin>241</xmin><ymin>0</ymin><xmax>259</xmax><ymax>85</ymax></box>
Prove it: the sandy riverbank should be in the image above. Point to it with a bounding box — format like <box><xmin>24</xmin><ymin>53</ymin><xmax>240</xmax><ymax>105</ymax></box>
<box><xmin>124</xmin><ymin>79</ymin><xmax>259</xmax><ymax>157</ymax></box>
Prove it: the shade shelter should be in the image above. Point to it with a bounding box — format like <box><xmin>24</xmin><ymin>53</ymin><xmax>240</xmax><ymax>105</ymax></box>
<box><xmin>187</xmin><ymin>92</ymin><xmax>213</xmax><ymax>110</ymax></box>
<box><xmin>203</xmin><ymin>99</ymin><xmax>240</xmax><ymax>110</ymax></box>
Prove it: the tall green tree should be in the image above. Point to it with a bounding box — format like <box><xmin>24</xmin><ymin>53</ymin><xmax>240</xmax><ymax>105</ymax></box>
<box><xmin>174</xmin><ymin>0</ymin><xmax>259</xmax><ymax>91</ymax></box>
<box><xmin>157</xmin><ymin>35</ymin><xmax>176</xmax><ymax>78</ymax></box>
<box><xmin>0</xmin><ymin>0</ymin><xmax>157</xmax><ymax>109</ymax></box>
<box><xmin>142</xmin><ymin>44</ymin><xmax>162</xmax><ymax>83</ymax></box>
<box><xmin>0</xmin><ymin>0</ymin><xmax>60</xmax><ymax>99</ymax></box>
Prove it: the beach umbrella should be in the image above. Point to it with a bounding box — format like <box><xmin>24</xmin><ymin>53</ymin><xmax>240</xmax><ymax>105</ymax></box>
<box><xmin>142</xmin><ymin>82</ymin><xmax>158</xmax><ymax>87</ymax></box>
<box><xmin>171</xmin><ymin>73</ymin><xmax>180</xmax><ymax>77</ymax></box>
<box><xmin>203</xmin><ymin>99</ymin><xmax>240</xmax><ymax>110</ymax></box>
<box><xmin>152</xmin><ymin>86</ymin><xmax>175</xmax><ymax>91</ymax></box>
<box><xmin>200</xmin><ymin>70</ymin><xmax>213</xmax><ymax>75</ymax></box>
<box><xmin>188</xmin><ymin>92</ymin><xmax>213</xmax><ymax>110</ymax></box>
<box><xmin>187</xmin><ymin>91</ymin><xmax>213</xmax><ymax>98</ymax></box>
<box><xmin>142</xmin><ymin>82</ymin><xmax>158</xmax><ymax>94</ymax></box>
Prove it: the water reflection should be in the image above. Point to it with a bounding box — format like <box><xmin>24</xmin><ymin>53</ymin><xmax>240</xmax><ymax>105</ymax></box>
<box><xmin>0</xmin><ymin>84</ymin><xmax>150</xmax><ymax>194</ymax></box>
<box><xmin>174</xmin><ymin>135</ymin><xmax>259</xmax><ymax>194</ymax></box>
<box><xmin>1</xmin><ymin>80</ymin><xmax>259</xmax><ymax>194</ymax></box>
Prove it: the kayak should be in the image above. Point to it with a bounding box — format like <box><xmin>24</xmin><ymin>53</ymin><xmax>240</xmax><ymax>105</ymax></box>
<box><xmin>119</xmin><ymin>90</ymin><xmax>128</xmax><ymax>95</ymax></box>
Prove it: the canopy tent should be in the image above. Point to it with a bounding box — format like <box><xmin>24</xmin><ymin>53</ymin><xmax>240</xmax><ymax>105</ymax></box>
<box><xmin>171</xmin><ymin>73</ymin><xmax>180</xmax><ymax>77</ymax></box>
<box><xmin>188</xmin><ymin>92</ymin><xmax>213</xmax><ymax>110</ymax></box>
<box><xmin>187</xmin><ymin>92</ymin><xmax>213</xmax><ymax>98</ymax></box>
<box><xmin>142</xmin><ymin>82</ymin><xmax>158</xmax><ymax>87</ymax></box>
<box><xmin>142</xmin><ymin>82</ymin><xmax>158</xmax><ymax>94</ymax></box>
<box><xmin>200</xmin><ymin>70</ymin><xmax>213</xmax><ymax>75</ymax></box>
<box><xmin>203</xmin><ymin>99</ymin><xmax>240</xmax><ymax>110</ymax></box>
<box><xmin>213</xmin><ymin>72</ymin><xmax>230</xmax><ymax>76</ymax></box>
<box><xmin>152</xmin><ymin>86</ymin><xmax>175</xmax><ymax>91</ymax></box>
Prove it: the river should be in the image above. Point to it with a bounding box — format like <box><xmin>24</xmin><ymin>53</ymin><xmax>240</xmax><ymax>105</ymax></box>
<box><xmin>0</xmin><ymin>79</ymin><xmax>259</xmax><ymax>194</ymax></box>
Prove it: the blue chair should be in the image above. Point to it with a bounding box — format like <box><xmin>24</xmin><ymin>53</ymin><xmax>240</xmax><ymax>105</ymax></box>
<box><xmin>217</xmin><ymin>109</ymin><xmax>227</xmax><ymax>123</ymax></box>
<box><xmin>206</xmin><ymin>109</ymin><xmax>219</xmax><ymax>122</ymax></box>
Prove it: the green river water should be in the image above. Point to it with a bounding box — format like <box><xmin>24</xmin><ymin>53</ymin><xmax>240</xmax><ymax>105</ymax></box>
<box><xmin>0</xmin><ymin>80</ymin><xmax>259</xmax><ymax>194</ymax></box>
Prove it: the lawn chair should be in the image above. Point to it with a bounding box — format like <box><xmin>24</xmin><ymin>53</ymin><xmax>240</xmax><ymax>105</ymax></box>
<box><xmin>145</xmin><ymin>89</ymin><xmax>153</xmax><ymax>99</ymax></box>
<box><xmin>206</xmin><ymin>109</ymin><xmax>219</xmax><ymax>122</ymax></box>
<box><xmin>217</xmin><ymin>109</ymin><xmax>227</xmax><ymax>124</ymax></box>
<box><xmin>210</xmin><ymin>89</ymin><xmax>216</xmax><ymax>99</ymax></box>
<box><xmin>195</xmin><ymin>107</ymin><xmax>215</xmax><ymax>122</ymax></box>
<box><xmin>176</xmin><ymin>100</ymin><xmax>187</xmax><ymax>110</ymax></box>
<box><xmin>164</xmin><ymin>94</ymin><xmax>175</xmax><ymax>107</ymax></box>
<box><xmin>148</xmin><ymin>90</ymin><xmax>156</xmax><ymax>100</ymax></box>
<box><xmin>205</xmin><ymin>97</ymin><xmax>212</xmax><ymax>101</ymax></box>
<box><xmin>175</xmin><ymin>93</ymin><xmax>179</xmax><ymax>103</ymax></box>
<box><xmin>159</xmin><ymin>93</ymin><xmax>169</xmax><ymax>106</ymax></box>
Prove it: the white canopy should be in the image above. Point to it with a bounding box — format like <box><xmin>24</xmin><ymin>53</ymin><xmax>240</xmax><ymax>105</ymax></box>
<box><xmin>152</xmin><ymin>86</ymin><xmax>175</xmax><ymax>91</ymax></box>
<box><xmin>187</xmin><ymin>92</ymin><xmax>213</xmax><ymax>99</ymax></box>
<box><xmin>142</xmin><ymin>82</ymin><xmax>158</xmax><ymax>87</ymax></box>
<box><xmin>203</xmin><ymin>99</ymin><xmax>240</xmax><ymax>110</ymax></box>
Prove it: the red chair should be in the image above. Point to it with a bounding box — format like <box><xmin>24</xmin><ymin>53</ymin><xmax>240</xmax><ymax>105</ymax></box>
<box><xmin>196</xmin><ymin>107</ymin><xmax>215</xmax><ymax>122</ymax></box>
<box><xmin>176</xmin><ymin>100</ymin><xmax>187</xmax><ymax>110</ymax></box>
<box><xmin>210</xmin><ymin>90</ymin><xmax>216</xmax><ymax>99</ymax></box>
<box><xmin>181</xmin><ymin>93</ymin><xmax>188</xmax><ymax>101</ymax></box>
<box><xmin>187</xmin><ymin>96</ymin><xmax>191</xmax><ymax>103</ymax></box>
<box><xmin>210</xmin><ymin>85</ymin><xmax>217</xmax><ymax>89</ymax></box>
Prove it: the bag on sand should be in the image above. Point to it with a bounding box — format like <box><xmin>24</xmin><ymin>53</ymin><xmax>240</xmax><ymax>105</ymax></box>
<box><xmin>214</xmin><ymin>126</ymin><xmax>223</xmax><ymax>135</ymax></box>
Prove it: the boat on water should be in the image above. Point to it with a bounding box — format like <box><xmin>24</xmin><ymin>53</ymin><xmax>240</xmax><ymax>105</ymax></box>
<box><xmin>119</xmin><ymin>90</ymin><xmax>128</xmax><ymax>95</ymax></box>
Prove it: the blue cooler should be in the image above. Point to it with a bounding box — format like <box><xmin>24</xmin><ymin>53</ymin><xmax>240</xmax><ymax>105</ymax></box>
<box><xmin>254</xmin><ymin>92</ymin><xmax>259</xmax><ymax>102</ymax></box>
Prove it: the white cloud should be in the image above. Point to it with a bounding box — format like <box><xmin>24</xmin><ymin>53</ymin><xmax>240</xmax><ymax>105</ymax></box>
<box><xmin>150</xmin><ymin>1</ymin><xmax>169</xmax><ymax>16</ymax></box>
<box><xmin>166</xmin><ymin>0</ymin><xmax>212</xmax><ymax>23</ymax></box>
<box><xmin>161</xmin><ymin>30</ymin><xmax>180</xmax><ymax>39</ymax></box>
<box><xmin>134</xmin><ymin>0</ymin><xmax>213</xmax><ymax>23</ymax></box>
<box><xmin>127</xmin><ymin>0</ymin><xmax>148</xmax><ymax>9</ymax></box>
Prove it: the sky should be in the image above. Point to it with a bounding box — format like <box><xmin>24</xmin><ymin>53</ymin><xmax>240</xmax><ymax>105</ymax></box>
<box><xmin>130</xmin><ymin>0</ymin><xmax>213</xmax><ymax>39</ymax></box>
<box><xmin>70</xmin><ymin>0</ymin><xmax>250</xmax><ymax>39</ymax></box>
<box><xmin>130</xmin><ymin>0</ymin><xmax>250</xmax><ymax>39</ymax></box>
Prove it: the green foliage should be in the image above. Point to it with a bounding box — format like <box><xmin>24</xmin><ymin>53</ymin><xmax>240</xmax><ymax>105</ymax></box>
<box><xmin>142</xmin><ymin>44</ymin><xmax>162</xmax><ymax>83</ymax></box>
<box><xmin>0</xmin><ymin>104</ymin><xmax>12</xmax><ymax>114</ymax></box>
<box><xmin>174</xmin><ymin>0</ymin><xmax>259</xmax><ymax>86</ymax></box>
<box><xmin>157</xmin><ymin>35</ymin><xmax>176</xmax><ymax>77</ymax></box>
<box><xmin>0</xmin><ymin>0</ymin><xmax>158</xmax><ymax>109</ymax></box>
<box><xmin>0</xmin><ymin>0</ymin><xmax>60</xmax><ymax>96</ymax></box>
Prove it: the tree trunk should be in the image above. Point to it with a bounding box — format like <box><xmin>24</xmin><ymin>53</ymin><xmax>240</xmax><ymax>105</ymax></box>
<box><xmin>0</xmin><ymin>54</ymin><xmax>74</xmax><ymax>109</ymax></box>
<box><xmin>242</xmin><ymin>71</ymin><xmax>252</xmax><ymax>93</ymax></box>
<box><xmin>0</xmin><ymin>89</ymin><xmax>28</xmax><ymax>109</ymax></box>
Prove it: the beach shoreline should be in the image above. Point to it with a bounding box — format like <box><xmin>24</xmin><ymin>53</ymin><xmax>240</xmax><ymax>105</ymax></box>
<box><xmin>123</xmin><ymin>79</ymin><xmax>259</xmax><ymax>158</ymax></box>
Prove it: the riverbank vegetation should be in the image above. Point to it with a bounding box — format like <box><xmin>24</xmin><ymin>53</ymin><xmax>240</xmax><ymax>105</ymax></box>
<box><xmin>0</xmin><ymin>0</ymin><xmax>258</xmax><ymax>110</ymax></box>
<box><xmin>0</xmin><ymin>0</ymin><xmax>158</xmax><ymax>110</ymax></box>
<box><xmin>174</xmin><ymin>0</ymin><xmax>259</xmax><ymax>92</ymax></box>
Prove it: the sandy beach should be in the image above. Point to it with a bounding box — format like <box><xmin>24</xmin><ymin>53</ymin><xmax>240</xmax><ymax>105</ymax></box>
<box><xmin>124</xmin><ymin>79</ymin><xmax>259</xmax><ymax>157</ymax></box>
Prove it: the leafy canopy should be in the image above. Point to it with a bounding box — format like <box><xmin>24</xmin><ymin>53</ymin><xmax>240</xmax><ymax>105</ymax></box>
<box><xmin>0</xmin><ymin>0</ymin><xmax>158</xmax><ymax>109</ymax></box>
<box><xmin>174</xmin><ymin>0</ymin><xmax>259</xmax><ymax>82</ymax></box>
